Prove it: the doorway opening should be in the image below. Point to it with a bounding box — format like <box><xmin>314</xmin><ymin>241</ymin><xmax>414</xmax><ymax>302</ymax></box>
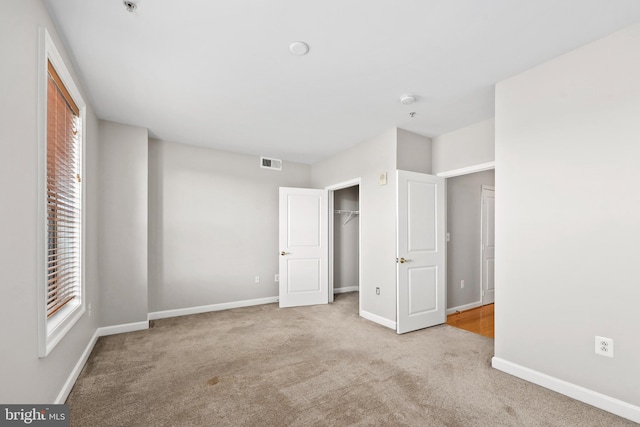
<box><xmin>327</xmin><ymin>179</ymin><xmax>361</xmax><ymax>313</ymax></box>
<box><xmin>440</xmin><ymin>167</ymin><xmax>495</xmax><ymax>338</ymax></box>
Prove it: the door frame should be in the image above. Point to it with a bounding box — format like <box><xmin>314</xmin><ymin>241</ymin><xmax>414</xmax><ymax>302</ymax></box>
<box><xmin>437</xmin><ymin>162</ymin><xmax>495</xmax><ymax>314</ymax></box>
<box><xmin>325</xmin><ymin>178</ymin><xmax>361</xmax><ymax>312</ymax></box>
<box><xmin>480</xmin><ymin>184</ymin><xmax>495</xmax><ymax>305</ymax></box>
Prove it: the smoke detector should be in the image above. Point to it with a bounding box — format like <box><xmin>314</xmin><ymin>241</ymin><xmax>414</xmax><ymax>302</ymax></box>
<box><xmin>400</xmin><ymin>95</ymin><xmax>416</xmax><ymax>105</ymax></box>
<box><xmin>123</xmin><ymin>1</ymin><xmax>137</xmax><ymax>12</ymax></box>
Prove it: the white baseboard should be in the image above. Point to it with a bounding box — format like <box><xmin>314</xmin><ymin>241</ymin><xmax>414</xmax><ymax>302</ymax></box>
<box><xmin>446</xmin><ymin>300</ymin><xmax>482</xmax><ymax>315</ymax></box>
<box><xmin>492</xmin><ymin>357</ymin><xmax>640</xmax><ymax>424</ymax></box>
<box><xmin>360</xmin><ymin>310</ymin><xmax>396</xmax><ymax>330</ymax></box>
<box><xmin>54</xmin><ymin>329</ymin><xmax>99</xmax><ymax>404</ymax></box>
<box><xmin>148</xmin><ymin>296</ymin><xmax>279</xmax><ymax>321</ymax></box>
<box><xmin>334</xmin><ymin>286</ymin><xmax>359</xmax><ymax>294</ymax></box>
<box><xmin>97</xmin><ymin>320</ymin><xmax>149</xmax><ymax>337</ymax></box>
<box><xmin>55</xmin><ymin>321</ymin><xmax>148</xmax><ymax>403</ymax></box>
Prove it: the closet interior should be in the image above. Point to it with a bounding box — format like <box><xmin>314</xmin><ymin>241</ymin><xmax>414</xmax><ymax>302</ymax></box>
<box><xmin>333</xmin><ymin>185</ymin><xmax>360</xmax><ymax>296</ymax></box>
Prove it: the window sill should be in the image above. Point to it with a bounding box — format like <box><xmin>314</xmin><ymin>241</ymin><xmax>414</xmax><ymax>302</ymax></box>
<box><xmin>40</xmin><ymin>300</ymin><xmax>85</xmax><ymax>358</ymax></box>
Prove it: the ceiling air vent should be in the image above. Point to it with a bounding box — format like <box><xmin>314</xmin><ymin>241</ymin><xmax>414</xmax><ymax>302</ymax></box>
<box><xmin>260</xmin><ymin>156</ymin><xmax>282</xmax><ymax>171</ymax></box>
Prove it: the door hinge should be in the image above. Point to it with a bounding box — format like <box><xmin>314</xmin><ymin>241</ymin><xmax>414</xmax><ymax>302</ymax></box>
<box><xmin>77</xmin><ymin>174</ymin><xmax>81</xmax><ymax>183</ymax></box>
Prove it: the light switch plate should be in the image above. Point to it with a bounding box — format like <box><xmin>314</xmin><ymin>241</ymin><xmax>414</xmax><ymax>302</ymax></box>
<box><xmin>379</xmin><ymin>172</ymin><xmax>387</xmax><ymax>185</ymax></box>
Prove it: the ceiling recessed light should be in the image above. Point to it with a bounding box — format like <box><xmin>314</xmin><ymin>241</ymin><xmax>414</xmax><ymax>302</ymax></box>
<box><xmin>400</xmin><ymin>95</ymin><xmax>416</xmax><ymax>105</ymax></box>
<box><xmin>289</xmin><ymin>41</ymin><xmax>310</xmax><ymax>56</ymax></box>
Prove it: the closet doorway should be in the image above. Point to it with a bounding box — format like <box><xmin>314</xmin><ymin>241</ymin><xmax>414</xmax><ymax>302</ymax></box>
<box><xmin>327</xmin><ymin>179</ymin><xmax>361</xmax><ymax>311</ymax></box>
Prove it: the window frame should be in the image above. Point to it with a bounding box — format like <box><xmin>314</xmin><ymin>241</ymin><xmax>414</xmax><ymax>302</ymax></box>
<box><xmin>37</xmin><ymin>28</ymin><xmax>87</xmax><ymax>358</ymax></box>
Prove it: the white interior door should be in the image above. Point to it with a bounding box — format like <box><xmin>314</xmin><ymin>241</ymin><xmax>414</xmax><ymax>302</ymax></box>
<box><xmin>279</xmin><ymin>187</ymin><xmax>329</xmax><ymax>308</ymax></box>
<box><xmin>396</xmin><ymin>170</ymin><xmax>446</xmax><ymax>334</ymax></box>
<box><xmin>481</xmin><ymin>186</ymin><xmax>495</xmax><ymax>305</ymax></box>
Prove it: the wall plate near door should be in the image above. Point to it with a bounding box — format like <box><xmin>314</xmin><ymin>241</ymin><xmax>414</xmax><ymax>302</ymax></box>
<box><xmin>378</xmin><ymin>172</ymin><xmax>387</xmax><ymax>185</ymax></box>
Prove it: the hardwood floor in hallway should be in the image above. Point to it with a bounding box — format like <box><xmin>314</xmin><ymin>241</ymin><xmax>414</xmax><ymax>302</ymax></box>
<box><xmin>446</xmin><ymin>304</ymin><xmax>494</xmax><ymax>338</ymax></box>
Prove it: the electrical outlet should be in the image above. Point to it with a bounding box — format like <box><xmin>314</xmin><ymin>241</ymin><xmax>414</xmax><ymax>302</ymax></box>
<box><xmin>274</xmin><ymin>274</ymin><xmax>279</xmax><ymax>282</ymax></box>
<box><xmin>255</xmin><ymin>276</ymin><xmax>260</xmax><ymax>284</ymax></box>
<box><xmin>595</xmin><ymin>336</ymin><xmax>614</xmax><ymax>358</ymax></box>
<box><xmin>446</xmin><ymin>232</ymin><xmax>451</xmax><ymax>242</ymax></box>
<box><xmin>461</xmin><ymin>280</ymin><xmax>465</xmax><ymax>289</ymax></box>
<box><xmin>376</xmin><ymin>287</ymin><xmax>380</xmax><ymax>295</ymax></box>
<box><xmin>88</xmin><ymin>303</ymin><xmax>92</xmax><ymax>317</ymax></box>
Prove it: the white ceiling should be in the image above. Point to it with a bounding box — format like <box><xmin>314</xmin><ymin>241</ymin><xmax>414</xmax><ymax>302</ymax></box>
<box><xmin>45</xmin><ymin>0</ymin><xmax>640</xmax><ymax>164</ymax></box>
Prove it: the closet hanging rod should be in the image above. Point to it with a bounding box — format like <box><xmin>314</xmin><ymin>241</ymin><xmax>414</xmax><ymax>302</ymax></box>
<box><xmin>334</xmin><ymin>210</ymin><xmax>359</xmax><ymax>225</ymax></box>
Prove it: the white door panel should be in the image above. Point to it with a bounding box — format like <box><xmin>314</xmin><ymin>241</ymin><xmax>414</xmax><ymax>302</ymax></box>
<box><xmin>279</xmin><ymin>187</ymin><xmax>328</xmax><ymax>308</ymax></box>
<box><xmin>408</xmin><ymin>181</ymin><xmax>437</xmax><ymax>252</ymax></box>
<box><xmin>408</xmin><ymin>266</ymin><xmax>437</xmax><ymax>314</ymax></box>
<box><xmin>287</xmin><ymin>259</ymin><xmax>321</xmax><ymax>293</ymax></box>
<box><xmin>287</xmin><ymin>195</ymin><xmax>322</xmax><ymax>247</ymax></box>
<box><xmin>397</xmin><ymin>171</ymin><xmax>446</xmax><ymax>334</ymax></box>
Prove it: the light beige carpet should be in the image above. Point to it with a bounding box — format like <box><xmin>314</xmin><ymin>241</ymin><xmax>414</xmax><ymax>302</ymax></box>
<box><xmin>67</xmin><ymin>293</ymin><xmax>634</xmax><ymax>426</ymax></box>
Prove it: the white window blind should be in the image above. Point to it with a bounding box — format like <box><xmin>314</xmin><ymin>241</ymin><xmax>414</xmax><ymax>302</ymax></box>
<box><xmin>46</xmin><ymin>60</ymin><xmax>82</xmax><ymax>319</ymax></box>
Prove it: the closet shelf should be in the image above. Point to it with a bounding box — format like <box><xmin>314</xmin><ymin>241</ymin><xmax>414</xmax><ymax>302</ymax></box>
<box><xmin>334</xmin><ymin>210</ymin><xmax>359</xmax><ymax>225</ymax></box>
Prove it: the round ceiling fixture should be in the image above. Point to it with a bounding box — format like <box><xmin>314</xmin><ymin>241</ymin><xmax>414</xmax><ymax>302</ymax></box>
<box><xmin>400</xmin><ymin>95</ymin><xmax>416</xmax><ymax>105</ymax></box>
<box><xmin>289</xmin><ymin>41</ymin><xmax>310</xmax><ymax>56</ymax></box>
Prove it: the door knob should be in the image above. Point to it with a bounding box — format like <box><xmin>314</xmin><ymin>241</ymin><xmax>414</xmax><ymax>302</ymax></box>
<box><xmin>281</xmin><ymin>251</ymin><xmax>290</xmax><ymax>256</ymax></box>
<box><xmin>399</xmin><ymin>257</ymin><xmax>411</xmax><ymax>263</ymax></box>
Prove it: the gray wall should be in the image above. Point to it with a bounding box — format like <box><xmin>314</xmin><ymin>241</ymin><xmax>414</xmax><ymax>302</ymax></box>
<box><xmin>312</xmin><ymin>128</ymin><xmax>431</xmax><ymax>324</ymax></box>
<box><xmin>98</xmin><ymin>120</ymin><xmax>149</xmax><ymax>326</ymax></box>
<box><xmin>311</xmin><ymin>129</ymin><xmax>397</xmax><ymax>322</ymax></box>
<box><xmin>495</xmin><ymin>23</ymin><xmax>640</xmax><ymax>407</ymax></box>
<box><xmin>0</xmin><ymin>0</ymin><xmax>101</xmax><ymax>402</ymax></box>
<box><xmin>432</xmin><ymin>118</ymin><xmax>494</xmax><ymax>174</ymax></box>
<box><xmin>446</xmin><ymin>170</ymin><xmax>495</xmax><ymax>309</ymax></box>
<box><xmin>333</xmin><ymin>186</ymin><xmax>359</xmax><ymax>290</ymax></box>
<box><xmin>396</xmin><ymin>128</ymin><xmax>432</xmax><ymax>174</ymax></box>
<box><xmin>148</xmin><ymin>140</ymin><xmax>311</xmax><ymax>312</ymax></box>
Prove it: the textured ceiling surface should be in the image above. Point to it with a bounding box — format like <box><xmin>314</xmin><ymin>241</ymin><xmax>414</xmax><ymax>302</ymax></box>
<box><xmin>45</xmin><ymin>0</ymin><xmax>640</xmax><ymax>163</ymax></box>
